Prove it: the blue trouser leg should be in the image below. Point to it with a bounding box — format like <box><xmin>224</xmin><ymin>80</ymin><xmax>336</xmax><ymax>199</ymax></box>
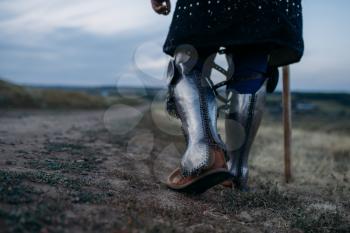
<box><xmin>229</xmin><ymin>52</ymin><xmax>268</xmax><ymax>94</ymax></box>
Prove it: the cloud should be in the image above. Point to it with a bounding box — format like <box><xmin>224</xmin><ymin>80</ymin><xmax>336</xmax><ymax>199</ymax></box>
<box><xmin>133</xmin><ymin>41</ymin><xmax>170</xmax><ymax>81</ymax></box>
<box><xmin>0</xmin><ymin>0</ymin><xmax>170</xmax><ymax>38</ymax></box>
<box><xmin>0</xmin><ymin>0</ymin><xmax>172</xmax><ymax>87</ymax></box>
<box><xmin>0</xmin><ymin>0</ymin><xmax>349</xmax><ymax>91</ymax></box>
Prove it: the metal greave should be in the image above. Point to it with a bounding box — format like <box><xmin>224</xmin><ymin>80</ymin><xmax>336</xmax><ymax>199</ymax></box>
<box><xmin>169</xmin><ymin>61</ymin><xmax>225</xmax><ymax>177</ymax></box>
<box><xmin>225</xmin><ymin>83</ymin><xmax>266</xmax><ymax>190</ymax></box>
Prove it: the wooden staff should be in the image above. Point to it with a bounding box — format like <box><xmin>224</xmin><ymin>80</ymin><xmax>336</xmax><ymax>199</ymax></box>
<box><xmin>282</xmin><ymin>66</ymin><xmax>292</xmax><ymax>183</ymax></box>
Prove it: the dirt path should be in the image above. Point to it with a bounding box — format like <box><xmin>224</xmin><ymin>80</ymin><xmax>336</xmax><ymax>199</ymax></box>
<box><xmin>0</xmin><ymin>109</ymin><xmax>349</xmax><ymax>233</ymax></box>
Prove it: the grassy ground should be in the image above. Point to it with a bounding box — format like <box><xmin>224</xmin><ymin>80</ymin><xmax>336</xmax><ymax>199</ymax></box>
<box><xmin>0</xmin><ymin>79</ymin><xmax>145</xmax><ymax>109</ymax></box>
<box><xmin>0</xmin><ymin>102</ymin><xmax>350</xmax><ymax>232</ymax></box>
<box><xmin>0</xmin><ymin>92</ymin><xmax>349</xmax><ymax>232</ymax></box>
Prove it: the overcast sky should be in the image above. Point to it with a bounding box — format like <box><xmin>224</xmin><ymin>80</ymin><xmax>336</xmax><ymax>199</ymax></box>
<box><xmin>0</xmin><ymin>0</ymin><xmax>349</xmax><ymax>92</ymax></box>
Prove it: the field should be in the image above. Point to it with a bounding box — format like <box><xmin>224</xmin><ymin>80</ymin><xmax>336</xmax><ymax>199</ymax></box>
<box><xmin>0</xmin><ymin>82</ymin><xmax>349</xmax><ymax>232</ymax></box>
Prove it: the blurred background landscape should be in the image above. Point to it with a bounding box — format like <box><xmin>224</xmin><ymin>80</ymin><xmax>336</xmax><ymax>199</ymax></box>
<box><xmin>1</xmin><ymin>0</ymin><xmax>350</xmax><ymax>232</ymax></box>
<box><xmin>1</xmin><ymin>77</ymin><xmax>350</xmax><ymax>134</ymax></box>
<box><xmin>0</xmin><ymin>77</ymin><xmax>349</xmax><ymax>232</ymax></box>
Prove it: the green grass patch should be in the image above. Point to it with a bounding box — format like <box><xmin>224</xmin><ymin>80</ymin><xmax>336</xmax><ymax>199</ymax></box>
<box><xmin>0</xmin><ymin>200</ymin><xmax>65</xmax><ymax>233</ymax></box>
<box><xmin>222</xmin><ymin>182</ymin><xmax>299</xmax><ymax>212</ymax></box>
<box><xmin>291</xmin><ymin>209</ymin><xmax>349</xmax><ymax>233</ymax></box>
<box><xmin>0</xmin><ymin>171</ymin><xmax>40</xmax><ymax>204</ymax></box>
<box><xmin>44</xmin><ymin>142</ymin><xmax>86</xmax><ymax>154</ymax></box>
<box><xmin>0</xmin><ymin>170</ymin><xmax>88</xmax><ymax>191</ymax></box>
<box><xmin>71</xmin><ymin>190</ymin><xmax>113</xmax><ymax>204</ymax></box>
<box><xmin>0</xmin><ymin>79</ymin><xmax>108</xmax><ymax>109</ymax></box>
<box><xmin>222</xmin><ymin>182</ymin><xmax>349</xmax><ymax>232</ymax></box>
<box><xmin>27</xmin><ymin>159</ymin><xmax>97</xmax><ymax>173</ymax></box>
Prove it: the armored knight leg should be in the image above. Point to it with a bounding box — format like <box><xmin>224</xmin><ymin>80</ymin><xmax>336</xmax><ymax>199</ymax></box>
<box><xmin>224</xmin><ymin>52</ymin><xmax>268</xmax><ymax>191</ymax></box>
<box><xmin>165</xmin><ymin>49</ymin><xmax>231</xmax><ymax>193</ymax></box>
<box><xmin>225</xmin><ymin>83</ymin><xmax>266</xmax><ymax>190</ymax></box>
